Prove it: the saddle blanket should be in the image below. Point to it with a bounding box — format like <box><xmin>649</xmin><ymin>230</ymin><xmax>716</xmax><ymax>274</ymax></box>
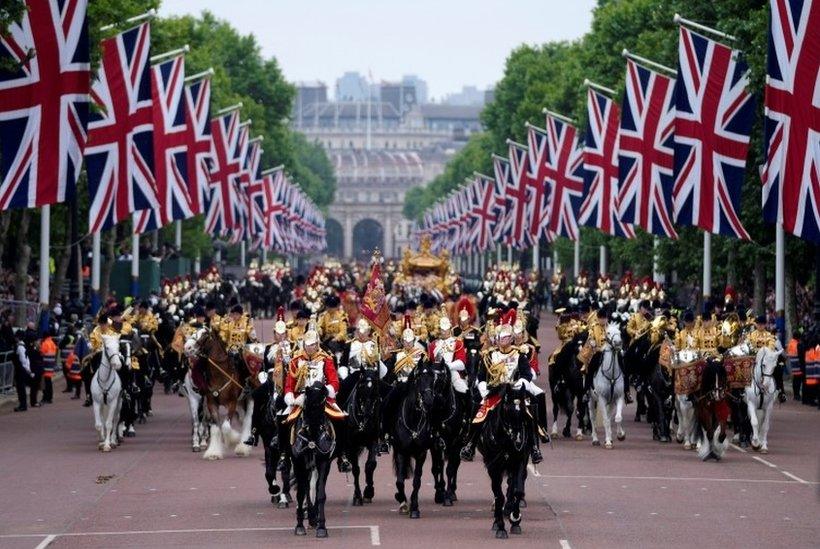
<box><xmin>674</xmin><ymin>356</ymin><xmax>755</xmax><ymax>396</ymax></box>
<box><xmin>284</xmin><ymin>404</ymin><xmax>347</xmax><ymax>424</ymax></box>
<box><xmin>472</xmin><ymin>394</ymin><xmax>502</xmax><ymax>424</ymax></box>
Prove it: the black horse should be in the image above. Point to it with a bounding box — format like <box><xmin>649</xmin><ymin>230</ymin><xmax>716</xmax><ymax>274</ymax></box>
<box><xmin>291</xmin><ymin>382</ymin><xmax>336</xmax><ymax>538</ymax></box>
<box><xmin>548</xmin><ymin>332</ymin><xmax>589</xmax><ymax>439</ymax></box>
<box><xmin>430</xmin><ymin>358</ymin><xmax>470</xmax><ymax>507</ymax></box>
<box><xmin>478</xmin><ymin>385</ymin><xmax>531</xmax><ymax>539</ymax></box>
<box><xmin>254</xmin><ymin>375</ymin><xmax>292</xmax><ymax>508</ymax></box>
<box><xmin>338</xmin><ymin>367</ymin><xmax>382</xmax><ymax>506</ymax></box>
<box><xmin>391</xmin><ymin>360</ymin><xmax>437</xmax><ymax>519</ymax></box>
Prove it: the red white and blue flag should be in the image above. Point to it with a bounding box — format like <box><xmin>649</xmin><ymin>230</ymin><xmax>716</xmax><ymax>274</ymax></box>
<box><xmin>526</xmin><ymin>124</ymin><xmax>553</xmax><ymax>242</ymax></box>
<box><xmin>580</xmin><ymin>88</ymin><xmax>634</xmax><ymax>238</ymax></box>
<box><xmin>673</xmin><ymin>27</ymin><xmax>754</xmax><ymax>240</ymax></box>
<box><xmin>761</xmin><ymin>0</ymin><xmax>820</xmax><ymax>242</ymax></box>
<box><xmin>542</xmin><ymin>113</ymin><xmax>584</xmax><ymax>241</ymax></box>
<box><xmin>471</xmin><ymin>173</ymin><xmax>498</xmax><ymax>252</ymax></box>
<box><xmin>85</xmin><ymin>22</ymin><xmax>155</xmax><ymax>233</ymax></box>
<box><xmin>184</xmin><ymin>76</ymin><xmax>212</xmax><ymax>217</ymax></box>
<box><xmin>228</xmin><ymin>120</ymin><xmax>251</xmax><ymax>243</ymax></box>
<box><xmin>506</xmin><ymin>141</ymin><xmax>533</xmax><ymax>248</ymax></box>
<box><xmin>0</xmin><ymin>0</ymin><xmax>90</xmax><ymax>210</ymax></box>
<box><xmin>491</xmin><ymin>154</ymin><xmax>512</xmax><ymax>243</ymax></box>
<box><xmin>204</xmin><ymin>109</ymin><xmax>241</xmax><ymax>236</ymax></box>
<box><xmin>617</xmin><ymin>59</ymin><xmax>678</xmax><ymax>239</ymax></box>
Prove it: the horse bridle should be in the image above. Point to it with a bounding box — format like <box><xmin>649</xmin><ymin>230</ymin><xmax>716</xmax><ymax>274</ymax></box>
<box><xmin>400</xmin><ymin>373</ymin><xmax>430</xmax><ymax>440</ymax></box>
<box><xmin>753</xmin><ymin>353</ymin><xmax>776</xmax><ymax>409</ymax></box>
<box><xmin>96</xmin><ymin>341</ymin><xmax>121</xmax><ymax>403</ymax></box>
<box><xmin>348</xmin><ymin>372</ymin><xmax>379</xmax><ymax>433</ymax></box>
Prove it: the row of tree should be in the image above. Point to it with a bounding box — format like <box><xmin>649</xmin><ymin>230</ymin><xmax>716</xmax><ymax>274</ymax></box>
<box><xmin>0</xmin><ymin>0</ymin><xmax>335</xmax><ymax>304</ymax></box>
<box><xmin>404</xmin><ymin>0</ymin><xmax>813</xmax><ymax>330</ymax></box>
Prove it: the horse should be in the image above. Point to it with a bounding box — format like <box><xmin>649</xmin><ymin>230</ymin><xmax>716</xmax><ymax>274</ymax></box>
<box><xmin>693</xmin><ymin>357</ymin><xmax>730</xmax><ymax>461</ymax></box>
<box><xmin>91</xmin><ymin>334</ymin><xmax>124</xmax><ymax>452</ymax></box>
<box><xmin>338</xmin><ymin>367</ymin><xmax>382</xmax><ymax>506</ymax></box>
<box><xmin>430</xmin><ymin>357</ymin><xmax>469</xmax><ymax>507</ymax></box>
<box><xmin>548</xmin><ymin>332</ymin><xmax>589</xmax><ymax>439</ymax></box>
<box><xmin>254</xmin><ymin>370</ymin><xmax>292</xmax><ymax>508</ymax></box>
<box><xmin>478</xmin><ymin>385</ymin><xmax>531</xmax><ymax>539</ymax></box>
<box><xmin>745</xmin><ymin>347</ymin><xmax>780</xmax><ymax>454</ymax></box>
<box><xmin>182</xmin><ymin>369</ymin><xmax>209</xmax><ymax>452</ymax></box>
<box><xmin>391</xmin><ymin>359</ymin><xmax>438</xmax><ymax>519</ymax></box>
<box><xmin>194</xmin><ymin>330</ymin><xmax>254</xmax><ymax>460</ymax></box>
<box><xmin>291</xmin><ymin>382</ymin><xmax>336</xmax><ymax>538</ymax></box>
<box><xmin>587</xmin><ymin>323</ymin><xmax>626</xmax><ymax>448</ymax></box>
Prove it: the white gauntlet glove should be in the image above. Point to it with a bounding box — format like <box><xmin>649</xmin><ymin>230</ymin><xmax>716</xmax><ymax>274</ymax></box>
<box><xmin>284</xmin><ymin>392</ymin><xmax>295</xmax><ymax>406</ymax></box>
<box><xmin>478</xmin><ymin>381</ymin><xmax>489</xmax><ymax>399</ymax></box>
<box><xmin>337</xmin><ymin>366</ymin><xmax>349</xmax><ymax>380</ymax></box>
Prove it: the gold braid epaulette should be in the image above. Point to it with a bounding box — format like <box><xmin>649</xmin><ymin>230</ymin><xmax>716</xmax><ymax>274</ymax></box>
<box><xmin>393</xmin><ymin>348</ymin><xmax>425</xmax><ymax>375</ymax></box>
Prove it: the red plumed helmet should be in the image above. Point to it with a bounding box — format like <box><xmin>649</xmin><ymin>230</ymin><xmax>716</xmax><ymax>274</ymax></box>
<box><xmin>276</xmin><ymin>306</ymin><xmax>285</xmax><ymax>322</ymax></box>
<box><xmin>404</xmin><ymin>313</ymin><xmax>413</xmax><ymax>330</ymax></box>
<box><xmin>724</xmin><ymin>285</ymin><xmax>736</xmax><ymax>304</ymax></box>
<box><xmin>500</xmin><ymin>308</ymin><xmax>517</xmax><ymax>327</ymax></box>
<box><xmin>456</xmin><ymin>296</ymin><xmax>476</xmax><ymax>322</ymax></box>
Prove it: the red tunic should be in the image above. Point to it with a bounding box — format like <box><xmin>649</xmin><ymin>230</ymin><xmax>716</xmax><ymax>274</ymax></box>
<box><xmin>284</xmin><ymin>352</ymin><xmax>340</xmax><ymax>404</ymax></box>
<box><xmin>428</xmin><ymin>338</ymin><xmax>467</xmax><ymax>373</ymax></box>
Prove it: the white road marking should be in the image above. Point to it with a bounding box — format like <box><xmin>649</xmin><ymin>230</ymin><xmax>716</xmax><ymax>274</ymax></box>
<box><xmin>536</xmin><ymin>474</ymin><xmax>812</xmax><ymax>484</ymax></box>
<box><xmin>34</xmin><ymin>535</ymin><xmax>55</xmax><ymax>549</ymax></box>
<box><xmin>1</xmin><ymin>526</ymin><xmax>382</xmax><ymax>546</ymax></box>
<box><xmin>559</xmin><ymin>540</ymin><xmax>571</xmax><ymax>549</ymax></box>
<box><xmin>731</xmin><ymin>445</ymin><xmax>813</xmax><ymax>484</ymax></box>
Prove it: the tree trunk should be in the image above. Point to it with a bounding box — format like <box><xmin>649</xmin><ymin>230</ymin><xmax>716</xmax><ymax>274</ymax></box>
<box><xmin>51</xmin><ymin>205</ymin><xmax>72</xmax><ymax>307</ymax></box>
<box><xmin>100</xmin><ymin>228</ymin><xmax>117</xmax><ymax>303</ymax></box>
<box><xmin>13</xmin><ymin>210</ymin><xmax>32</xmax><ymax>325</ymax></box>
<box><xmin>0</xmin><ymin>210</ymin><xmax>13</xmax><ymax>268</ymax></box>
<box><xmin>753</xmin><ymin>251</ymin><xmax>766</xmax><ymax>316</ymax></box>
<box><xmin>784</xmin><ymin>258</ymin><xmax>797</xmax><ymax>341</ymax></box>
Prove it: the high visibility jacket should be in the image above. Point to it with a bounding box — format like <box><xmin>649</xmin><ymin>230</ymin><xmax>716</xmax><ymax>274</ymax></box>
<box><xmin>65</xmin><ymin>351</ymin><xmax>81</xmax><ymax>382</ymax></box>
<box><xmin>787</xmin><ymin>338</ymin><xmax>802</xmax><ymax>377</ymax></box>
<box><xmin>804</xmin><ymin>346</ymin><xmax>819</xmax><ymax>386</ymax></box>
<box><xmin>40</xmin><ymin>338</ymin><xmax>57</xmax><ymax>378</ymax></box>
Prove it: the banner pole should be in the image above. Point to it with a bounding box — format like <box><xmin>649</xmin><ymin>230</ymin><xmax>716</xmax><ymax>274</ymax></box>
<box><xmin>573</xmin><ymin>239</ymin><xmax>580</xmax><ymax>279</ymax></box>
<box><xmin>599</xmin><ymin>244</ymin><xmax>606</xmax><ymax>276</ymax></box>
<box><xmin>91</xmin><ymin>232</ymin><xmax>101</xmax><ymax>313</ymax></box>
<box><xmin>131</xmin><ymin>233</ymin><xmax>140</xmax><ymax>298</ymax></box>
<box><xmin>702</xmin><ymin>231</ymin><xmax>712</xmax><ymax>302</ymax></box>
<box><xmin>39</xmin><ymin>205</ymin><xmax>50</xmax><ymax>333</ymax></box>
<box><xmin>775</xmin><ymin>223</ymin><xmax>785</xmax><ymax>341</ymax></box>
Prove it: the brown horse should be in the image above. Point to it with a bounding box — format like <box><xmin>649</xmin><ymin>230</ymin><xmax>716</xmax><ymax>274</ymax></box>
<box><xmin>195</xmin><ymin>330</ymin><xmax>256</xmax><ymax>460</ymax></box>
<box><xmin>693</xmin><ymin>357</ymin><xmax>730</xmax><ymax>461</ymax></box>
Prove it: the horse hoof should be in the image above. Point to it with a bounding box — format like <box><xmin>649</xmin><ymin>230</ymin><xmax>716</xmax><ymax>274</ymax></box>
<box><xmin>617</xmin><ymin>433</ymin><xmax>626</xmax><ymax>441</ymax></box>
<box><xmin>294</xmin><ymin>526</ymin><xmax>306</xmax><ymax>536</ymax></box>
<box><xmin>316</xmin><ymin>527</ymin><xmax>328</xmax><ymax>538</ymax></box>
<box><xmin>659</xmin><ymin>436</ymin><xmax>671</xmax><ymax>443</ymax></box>
<box><xmin>592</xmin><ymin>440</ymin><xmax>601</xmax><ymax>446</ymax></box>
<box><xmin>363</xmin><ymin>497</ymin><xmax>372</xmax><ymax>504</ymax></box>
<box><xmin>102</xmin><ymin>445</ymin><xmax>111</xmax><ymax>453</ymax></box>
<box><xmin>352</xmin><ymin>497</ymin><xmax>363</xmax><ymax>507</ymax></box>
<box><xmin>364</xmin><ymin>487</ymin><xmax>375</xmax><ymax>500</ymax></box>
<box><xmin>562</xmin><ymin>428</ymin><xmax>571</xmax><ymax>438</ymax></box>
<box><xmin>495</xmin><ymin>529</ymin><xmax>508</xmax><ymax>539</ymax></box>
<box><xmin>751</xmin><ymin>441</ymin><xmax>762</xmax><ymax>451</ymax></box>
<box><xmin>575</xmin><ymin>434</ymin><xmax>584</xmax><ymax>441</ymax></box>
<box><xmin>519</xmin><ymin>499</ymin><xmax>527</xmax><ymax>509</ymax></box>
<box><xmin>278</xmin><ymin>501</ymin><xmax>289</xmax><ymax>509</ymax></box>
<box><xmin>192</xmin><ymin>446</ymin><xmax>201</xmax><ymax>453</ymax></box>
<box><xmin>510</xmin><ymin>525</ymin><xmax>522</xmax><ymax>535</ymax></box>
<box><xmin>434</xmin><ymin>491</ymin><xmax>444</xmax><ymax>504</ymax></box>
<box><xmin>399</xmin><ymin>502</ymin><xmax>409</xmax><ymax>515</ymax></box>
<box><xmin>491</xmin><ymin>522</ymin><xmax>499</xmax><ymax>532</ymax></box>
<box><xmin>675</xmin><ymin>435</ymin><xmax>684</xmax><ymax>444</ymax></box>
<box><xmin>760</xmin><ymin>447</ymin><xmax>769</xmax><ymax>454</ymax></box>
<box><xmin>683</xmin><ymin>443</ymin><xmax>692</xmax><ymax>450</ymax></box>
<box><xmin>443</xmin><ymin>497</ymin><xmax>453</xmax><ymax>507</ymax></box>
<box><xmin>410</xmin><ymin>510</ymin><xmax>420</xmax><ymax>519</ymax></box>
<box><xmin>605</xmin><ymin>442</ymin><xmax>613</xmax><ymax>449</ymax></box>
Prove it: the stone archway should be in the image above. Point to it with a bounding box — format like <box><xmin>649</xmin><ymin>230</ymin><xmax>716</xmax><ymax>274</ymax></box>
<box><xmin>325</xmin><ymin>218</ymin><xmax>343</xmax><ymax>258</ymax></box>
<box><xmin>352</xmin><ymin>218</ymin><xmax>384</xmax><ymax>262</ymax></box>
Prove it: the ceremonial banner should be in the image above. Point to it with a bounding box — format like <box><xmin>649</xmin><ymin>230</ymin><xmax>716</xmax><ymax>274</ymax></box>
<box><xmin>0</xmin><ymin>0</ymin><xmax>90</xmax><ymax>210</ymax></box>
<box><xmin>542</xmin><ymin>113</ymin><xmax>585</xmax><ymax>241</ymax></box>
<box><xmin>184</xmin><ymin>76</ymin><xmax>212</xmax><ymax>216</ymax></box>
<box><xmin>360</xmin><ymin>256</ymin><xmax>390</xmax><ymax>334</ymax></box>
<box><xmin>204</xmin><ymin>109</ymin><xmax>241</xmax><ymax>235</ymax></box>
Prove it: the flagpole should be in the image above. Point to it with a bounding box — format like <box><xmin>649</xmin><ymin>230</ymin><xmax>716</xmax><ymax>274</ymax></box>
<box><xmin>150</xmin><ymin>45</ymin><xmax>189</xmax><ymax>64</ymax></box>
<box><xmin>599</xmin><ymin>245</ymin><xmax>606</xmax><ymax>276</ymax></box>
<box><xmin>573</xmin><ymin>239</ymin><xmax>581</xmax><ymax>279</ymax></box>
<box><xmin>175</xmin><ymin>220</ymin><xmax>182</xmax><ymax>249</ymax></box>
<box><xmin>194</xmin><ymin>253</ymin><xmax>200</xmax><ymax>276</ymax></box>
<box><xmin>702</xmin><ymin>231</ymin><xmax>711</xmax><ymax>302</ymax></box>
<box><xmin>240</xmin><ymin>240</ymin><xmax>246</xmax><ymax>268</ymax></box>
<box><xmin>496</xmin><ymin>244</ymin><xmax>501</xmax><ymax>265</ymax></box>
<box><xmin>99</xmin><ymin>8</ymin><xmax>156</xmax><ymax>32</ymax></box>
<box><xmin>39</xmin><ymin>205</ymin><xmax>50</xmax><ymax>333</ymax></box>
<box><xmin>131</xmin><ymin>233</ymin><xmax>140</xmax><ymax>298</ymax></box>
<box><xmin>507</xmin><ymin>246</ymin><xmax>512</xmax><ymax>265</ymax></box>
<box><xmin>653</xmin><ymin>236</ymin><xmax>660</xmax><ymax>283</ymax></box>
<box><xmin>262</xmin><ymin>248</ymin><xmax>268</xmax><ymax>265</ymax></box>
<box><xmin>532</xmin><ymin>241</ymin><xmax>539</xmax><ymax>271</ymax></box>
<box><xmin>775</xmin><ymin>222</ymin><xmax>785</xmax><ymax>340</ymax></box>
<box><xmin>673</xmin><ymin>13</ymin><xmax>737</xmax><ymax>42</ymax></box>
<box><xmin>91</xmin><ymin>232</ymin><xmax>101</xmax><ymax>313</ymax></box>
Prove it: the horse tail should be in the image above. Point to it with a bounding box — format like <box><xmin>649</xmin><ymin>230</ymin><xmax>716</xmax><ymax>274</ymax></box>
<box><xmin>392</xmin><ymin>450</ymin><xmax>413</xmax><ymax>481</ymax></box>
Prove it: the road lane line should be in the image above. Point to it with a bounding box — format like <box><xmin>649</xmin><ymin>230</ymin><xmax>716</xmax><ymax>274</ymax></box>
<box><xmin>559</xmin><ymin>539</ymin><xmax>572</xmax><ymax>549</ymax></box>
<box><xmin>34</xmin><ymin>535</ymin><xmax>55</xmax><ymax>549</ymax></box>
<box><xmin>752</xmin><ymin>456</ymin><xmax>778</xmax><ymax>468</ymax></box>
<box><xmin>781</xmin><ymin>471</ymin><xmax>810</xmax><ymax>485</ymax></box>
<box><xmin>369</xmin><ymin>526</ymin><xmax>381</xmax><ymax>546</ymax></box>
<box><xmin>534</xmin><ymin>474</ymin><xmax>812</xmax><ymax>484</ymax></box>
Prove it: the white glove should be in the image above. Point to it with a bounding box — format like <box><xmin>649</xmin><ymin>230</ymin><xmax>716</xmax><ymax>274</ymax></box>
<box><xmin>478</xmin><ymin>381</ymin><xmax>489</xmax><ymax>399</ymax></box>
<box><xmin>284</xmin><ymin>392</ymin><xmax>295</xmax><ymax>406</ymax></box>
<box><xmin>325</xmin><ymin>384</ymin><xmax>336</xmax><ymax>399</ymax></box>
<box><xmin>338</xmin><ymin>366</ymin><xmax>349</xmax><ymax>380</ymax></box>
<box><xmin>294</xmin><ymin>394</ymin><xmax>305</xmax><ymax>408</ymax></box>
<box><xmin>447</xmin><ymin>359</ymin><xmax>465</xmax><ymax>372</ymax></box>
<box><xmin>513</xmin><ymin>378</ymin><xmax>525</xmax><ymax>390</ymax></box>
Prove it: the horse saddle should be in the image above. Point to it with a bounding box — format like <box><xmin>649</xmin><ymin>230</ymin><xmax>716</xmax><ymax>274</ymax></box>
<box><xmin>284</xmin><ymin>404</ymin><xmax>347</xmax><ymax>425</ymax></box>
<box><xmin>290</xmin><ymin>416</ymin><xmax>336</xmax><ymax>457</ymax></box>
<box><xmin>472</xmin><ymin>394</ymin><xmax>502</xmax><ymax>424</ymax></box>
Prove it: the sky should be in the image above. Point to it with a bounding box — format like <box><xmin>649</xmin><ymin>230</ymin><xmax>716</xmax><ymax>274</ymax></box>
<box><xmin>159</xmin><ymin>0</ymin><xmax>597</xmax><ymax>100</ymax></box>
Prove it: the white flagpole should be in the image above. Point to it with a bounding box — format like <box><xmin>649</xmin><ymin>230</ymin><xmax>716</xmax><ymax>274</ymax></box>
<box><xmin>131</xmin><ymin>233</ymin><xmax>140</xmax><ymax>298</ymax></box>
<box><xmin>653</xmin><ymin>236</ymin><xmax>660</xmax><ymax>283</ymax></box>
<box><xmin>39</xmin><ymin>205</ymin><xmax>50</xmax><ymax>330</ymax></box>
<box><xmin>262</xmin><ymin>248</ymin><xmax>268</xmax><ymax>265</ymax></box>
<box><xmin>703</xmin><ymin>232</ymin><xmax>712</xmax><ymax>302</ymax></box>
<box><xmin>573</xmin><ymin>239</ymin><xmax>581</xmax><ymax>279</ymax></box>
<box><xmin>532</xmin><ymin>241</ymin><xmax>539</xmax><ymax>271</ymax></box>
<box><xmin>507</xmin><ymin>246</ymin><xmax>512</xmax><ymax>265</ymax></box>
<box><xmin>91</xmin><ymin>232</ymin><xmax>101</xmax><ymax>313</ymax></box>
<box><xmin>496</xmin><ymin>243</ymin><xmax>502</xmax><ymax>264</ymax></box>
<box><xmin>775</xmin><ymin>223</ymin><xmax>785</xmax><ymax>336</ymax></box>
<box><xmin>194</xmin><ymin>253</ymin><xmax>201</xmax><ymax>275</ymax></box>
<box><xmin>175</xmin><ymin>220</ymin><xmax>182</xmax><ymax>249</ymax></box>
<box><xmin>599</xmin><ymin>244</ymin><xmax>607</xmax><ymax>276</ymax></box>
<box><xmin>240</xmin><ymin>240</ymin><xmax>246</xmax><ymax>268</ymax></box>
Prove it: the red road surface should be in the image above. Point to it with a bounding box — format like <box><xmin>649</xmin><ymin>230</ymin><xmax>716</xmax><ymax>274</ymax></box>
<box><xmin>0</xmin><ymin>314</ymin><xmax>818</xmax><ymax>548</ymax></box>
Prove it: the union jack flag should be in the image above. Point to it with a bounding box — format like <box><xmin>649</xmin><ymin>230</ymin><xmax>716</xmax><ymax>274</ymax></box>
<box><xmin>0</xmin><ymin>0</ymin><xmax>90</xmax><ymax>210</ymax></box>
<box><xmin>542</xmin><ymin>113</ymin><xmax>584</xmax><ymax>241</ymax></box>
<box><xmin>526</xmin><ymin>124</ymin><xmax>554</xmax><ymax>241</ymax></box>
<box><xmin>228</xmin><ymin>120</ymin><xmax>251</xmax><ymax>243</ymax></box>
<box><xmin>580</xmin><ymin>88</ymin><xmax>634</xmax><ymax>238</ymax></box>
<box><xmin>242</xmin><ymin>137</ymin><xmax>265</xmax><ymax>242</ymax></box>
<box><xmin>85</xmin><ymin>22</ymin><xmax>155</xmax><ymax>233</ymax></box>
<box><xmin>471</xmin><ymin>173</ymin><xmax>498</xmax><ymax>252</ymax></box>
<box><xmin>491</xmin><ymin>155</ymin><xmax>512</xmax><ymax>242</ymax></box>
<box><xmin>262</xmin><ymin>168</ymin><xmax>286</xmax><ymax>250</ymax></box>
<box><xmin>204</xmin><ymin>109</ymin><xmax>241</xmax><ymax>236</ymax></box>
<box><xmin>761</xmin><ymin>0</ymin><xmax>820</xmax><ymax>242</ymax></box>
<box><xmin>673</xmin><ymin>27</ymin><xmax>753</xmax><ymax>240</ymax></box>
<box><xmin>506</xmin><ymin>141</ymin><xmax>533</xmax><ymax>248</ymax></box>
<box><xmin>617</xmin><ymin>59</ymin><xmax>678</xmax><ymax>239</ymax></box>
<box><xmin>184</xmin><ymin>77</ymin><xmax>211</xmax><ymax>217</ymax></box>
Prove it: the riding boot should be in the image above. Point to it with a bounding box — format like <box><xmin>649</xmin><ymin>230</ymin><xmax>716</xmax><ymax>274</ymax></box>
<box><xmin>535</xmin><ymin>393</ymin><xmax>550</xmax><ymax>443</ymax></box>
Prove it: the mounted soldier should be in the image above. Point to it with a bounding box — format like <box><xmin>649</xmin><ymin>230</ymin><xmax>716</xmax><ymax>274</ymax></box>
<box><xmin>745</xmin><ymin>315</ymin><xmax>786</xmax><ymax>402</ymax></box>
<box><xmin>317</xmin><ymin>294</ymin><xmax>348</xmax><ymax>364</ymax></box>
<box><xmin>283</xmin><ymin>329</ymin><xmax>343</xmax><ymax>419</ymax></box>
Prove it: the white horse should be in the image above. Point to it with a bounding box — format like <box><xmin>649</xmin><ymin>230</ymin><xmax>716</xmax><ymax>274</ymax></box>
<box><xmin>91</xmin><ymin>334</ymin><xmax>124</xmax><ymax>452</ymax></box>
<box><xmin>588</xmin><ymin>323</ymin><xmax>626</xmax><ymax>449</ymax></box>
<box><xmin>745</xmin><ymin>346</ymin><xmax>780</xmax><ymax>454</ymax></box>
<box><xmin>675</xmin><ymin>395</ymin><xmax>697</xmax><ymax>450</ymax></box>
<box><xmin>182</xmin><ymin>370</ymin><xmax>209</xmax><ymax>452</ymax></box>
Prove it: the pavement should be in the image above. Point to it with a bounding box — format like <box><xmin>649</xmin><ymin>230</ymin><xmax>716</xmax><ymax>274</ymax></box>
<box><xmin>0</xmin><ymin>314</ymin><xmax>818</xmax><ymax>549</ymax></box>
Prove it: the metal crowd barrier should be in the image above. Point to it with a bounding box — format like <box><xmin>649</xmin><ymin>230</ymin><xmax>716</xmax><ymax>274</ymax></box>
<box><xmin>0</xmin><ymin>350</ymin><xmax>15</xmax><ymax>394</ymax></box>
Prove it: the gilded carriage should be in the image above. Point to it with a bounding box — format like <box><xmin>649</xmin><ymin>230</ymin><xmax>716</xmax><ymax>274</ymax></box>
<box><xmin>393</xmin><ymin>235</ymin><xmax>455</xmax><ymax>296</ymax></box>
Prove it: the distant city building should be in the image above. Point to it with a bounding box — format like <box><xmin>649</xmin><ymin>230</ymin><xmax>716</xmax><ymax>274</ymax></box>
<box><xmin>484</xmin><ymin>87</ymin><xmax>495</xmax><ymax>105</ymax></box>
<box><xmin>443</xmin><ymin>85</ymin><xmax>487</xmax><ymax>107</ymax></box>
<box><xmin>294</xmin><ymin>81</ymin><xmax>328</xmax><ymax>127</ymax></box>
<box><xmin>402</xmin><ymin>74</ymin><xmax>429</xmax><ymax>105</ymax></box>
<box><xmin>380</xmin><ymin>81</ymin><xmax>418</xmax><ymax>116</ymax></box>
<box><xmin>335</xmin><ymin>71</ymin><xmax>368</xmax><ymax>101</ymax></box>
